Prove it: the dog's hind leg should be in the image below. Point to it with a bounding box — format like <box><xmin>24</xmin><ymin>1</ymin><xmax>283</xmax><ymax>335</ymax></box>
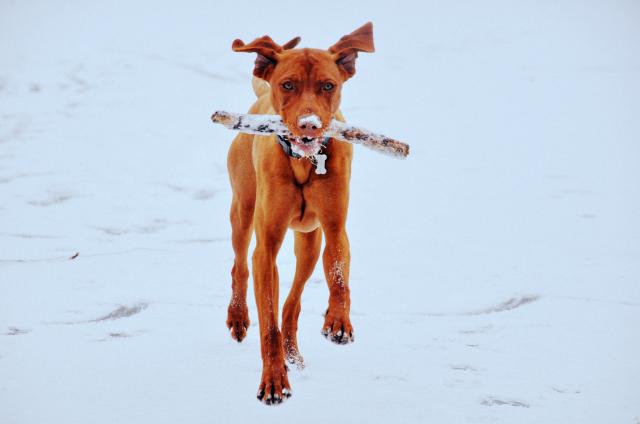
<box><xmin>321</xmin><ymin>221</ymin><xmax>354</xmax><ymax>344</ymax></box>
<box><xmin>226</xmin><ymin>195</ymin><xmax>254</xmax><ymax>342</ymax></box>
<box><xmin>282</xmin><ymin>228</ymin><xmax>322</xmax><ymax>369</ymax></box>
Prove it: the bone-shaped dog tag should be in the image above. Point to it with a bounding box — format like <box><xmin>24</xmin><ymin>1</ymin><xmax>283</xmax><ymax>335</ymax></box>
<box><xmin>314</xmin><ymin>154</ymin><xmax>327</xmax><ymax>175</ymax></box>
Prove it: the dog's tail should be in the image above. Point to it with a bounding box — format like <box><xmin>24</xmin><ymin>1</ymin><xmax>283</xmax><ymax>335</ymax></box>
<box><xmin>252</xmin><ymin>76</ymin><xmax>270</xmax><ymax>98</ymax></box>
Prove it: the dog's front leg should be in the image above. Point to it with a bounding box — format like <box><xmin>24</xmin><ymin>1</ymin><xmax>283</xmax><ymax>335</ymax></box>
<box><xmin>252</xmin><ymin>188</ymin><xmax>294</xmax><ymax>405</ymax></box>
<box><xmin>321</xmin><ymin>221</ymin><xmax>354</xmax><ymax>344</ymax></box>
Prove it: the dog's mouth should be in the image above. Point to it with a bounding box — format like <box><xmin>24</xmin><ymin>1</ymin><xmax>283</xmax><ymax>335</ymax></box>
<box><xmin>288</xmin><ymin>136</ymin><xmax>323</xmax><ymax>157</ymax></box>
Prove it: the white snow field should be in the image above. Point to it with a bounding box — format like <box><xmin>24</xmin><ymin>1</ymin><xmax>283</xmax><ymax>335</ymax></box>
<box><xmin>1</xmin><ymin>0</ymin><xmax>639</xmax><ymax>423</ymax></box>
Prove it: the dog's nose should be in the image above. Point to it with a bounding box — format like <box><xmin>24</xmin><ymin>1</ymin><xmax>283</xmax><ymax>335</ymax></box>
<box><xmin>297</xmin><ymin>114</ymin><xmax>323</xmax><ymax>135</ymax></box>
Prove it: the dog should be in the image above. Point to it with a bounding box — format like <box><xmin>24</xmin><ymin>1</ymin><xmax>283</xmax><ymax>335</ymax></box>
<box><xmin>225</xmin><ymin>22</ymin><xmax>375</xmax><ymax>405</ymax></box>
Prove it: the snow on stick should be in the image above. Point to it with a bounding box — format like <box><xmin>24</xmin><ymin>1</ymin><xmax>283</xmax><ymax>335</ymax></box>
<box><xmin>211</xmin><ymin>111</ymin><xmax>410</xmax><ymax>159</ymax></box>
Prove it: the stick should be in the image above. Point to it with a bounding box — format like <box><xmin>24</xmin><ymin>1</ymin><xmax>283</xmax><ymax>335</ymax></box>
<box><xmin>211</xmin><ymin>111</ymin><xmax>409</xmax><ymax>159</ymax></box>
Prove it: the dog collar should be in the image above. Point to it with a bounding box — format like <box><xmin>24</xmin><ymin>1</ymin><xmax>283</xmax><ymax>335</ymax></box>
<box><xmin>276</xmin><ymin>135</ymin><xmax>330</xmax><ymax>174</ymax></box>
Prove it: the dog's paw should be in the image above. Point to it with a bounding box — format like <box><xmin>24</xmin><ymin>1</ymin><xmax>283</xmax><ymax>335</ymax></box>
<box><xmin>322</xmin><ymin>310</ymin><xmax>354</xmax><ymax>345</ymax></box>
<box><xmin>226</xmin><ymin>303</ymin><xmax>249</xmax><ymax>342</ymax></box>
<box><xmin>257</xmin><ymin>365</ymin><xmax>291</xmax><ymax>405</ymax></box>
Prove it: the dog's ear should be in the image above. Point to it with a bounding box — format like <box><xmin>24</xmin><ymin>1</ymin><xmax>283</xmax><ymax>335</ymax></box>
<box><xmin>232</xmin><ymin>35</ymin><xmax>301</xmax><ymax>80</ymax></box>
<box><xmin>328</xmin><ymin>22</ymin><xmax>375</xmax><ymax>80</ymax></box>
<box><xmin>282</xmin><ymin>36</ymin><xmax>301</xmax><ymax>50</ymax></box>
<box><xmin>232</xmin><ymin>35</ymin><xmax>281</xmax><ymax>80</ymax></box>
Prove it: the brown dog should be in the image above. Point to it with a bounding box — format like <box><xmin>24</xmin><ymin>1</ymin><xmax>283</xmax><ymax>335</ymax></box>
<box><xmin>225</xmin><ymin>22</ymin><xmax>375</xmax><ymax>405</ymax></box>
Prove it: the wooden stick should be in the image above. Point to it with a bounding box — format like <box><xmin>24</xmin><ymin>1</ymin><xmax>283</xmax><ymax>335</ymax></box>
<box><xmin>211</xmin><ymin>111</ymin><xmax>409</xmax><ymax>159</ymax></box>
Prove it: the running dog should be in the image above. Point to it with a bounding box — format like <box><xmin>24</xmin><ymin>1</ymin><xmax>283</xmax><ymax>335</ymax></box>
<box><xmin>225</xmin><ymin>22</ymin><xmax>374</xmax><ymax>404</ymax></box>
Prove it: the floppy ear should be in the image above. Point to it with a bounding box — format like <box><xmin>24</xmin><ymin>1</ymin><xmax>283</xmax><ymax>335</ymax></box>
<box><xmin>232</xmin><ymin>35</ymin><xmax>301</xmax><ymax>80</ymax></box>
<box><xmin>328</xmin><ymin>22</ymin><xmax>375</xmax><ymax>79</ymax></box>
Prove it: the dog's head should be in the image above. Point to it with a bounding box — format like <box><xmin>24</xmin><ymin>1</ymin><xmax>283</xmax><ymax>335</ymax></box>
<box><xmin>232</xmin><ymin>22</ymin><xmax>374</xmax><ymax>156</ymax></box>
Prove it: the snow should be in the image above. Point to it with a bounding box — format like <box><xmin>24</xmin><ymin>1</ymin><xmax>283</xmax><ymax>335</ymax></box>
<box><xmin>297</xmin><ymin>114</ymin><xmax>322</xmax><ymax>129</ymax></box>
<box><xmin>1</xmin><ymin>0</ymin><xmax>639</xmax><ymax>423</ymax></box>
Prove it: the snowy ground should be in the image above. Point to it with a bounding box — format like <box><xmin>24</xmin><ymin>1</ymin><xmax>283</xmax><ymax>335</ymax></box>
<box><xmin>1</xmin><ymin>1</ymin><xmax>639</xmax><ymax>423</ymax></box>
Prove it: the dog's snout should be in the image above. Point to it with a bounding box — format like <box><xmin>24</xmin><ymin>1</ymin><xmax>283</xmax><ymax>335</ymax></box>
<box><xmin>297</xmin><ymin>114</ymin><xmax>322</xmax><ymax>135</ymax></box>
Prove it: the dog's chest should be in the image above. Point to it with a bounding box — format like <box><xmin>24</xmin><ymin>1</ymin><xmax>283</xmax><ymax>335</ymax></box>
<box><xmin>290</xmin><ymin>158</ymin><xmax>317</xmax><ymax>185</ymax></box>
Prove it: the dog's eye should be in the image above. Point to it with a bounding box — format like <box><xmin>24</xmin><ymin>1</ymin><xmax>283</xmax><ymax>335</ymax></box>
<box><xmin>282</xmin><ymin>81</ymin><xmax>294</xmax><ymax>91</ymax></box>
<box><xmin>322</xmin><ymin>82</ymin><xmax>335</xmax><ymax>91</ymax></box>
